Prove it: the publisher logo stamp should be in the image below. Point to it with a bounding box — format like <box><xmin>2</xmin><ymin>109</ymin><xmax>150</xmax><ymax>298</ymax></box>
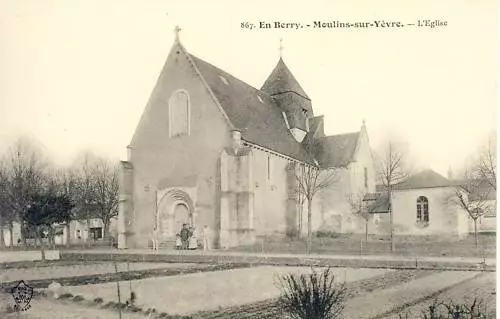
<box><xmin>11</xmin><ymin>280</ymin><xmax>33</xmax><ymax>311</ymax></box>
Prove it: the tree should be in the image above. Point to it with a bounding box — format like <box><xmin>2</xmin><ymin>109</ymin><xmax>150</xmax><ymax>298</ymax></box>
<box><xmin>295</xmin><ymin>164</ymin><xmax>340</xmax><ymax>254</ymax></box>
<box><xmin>346</xmin><ymin>192</ymin><xmax>375</xmax><ymax>244</ymax></box>
<box><xmin>0</xmin><ymin>159</ymin><xmax>10</xmax><ymax>248</ymax></box>
<box><xmin>55</xmin><ymin>168</ymin><xmax>78</xmax><ymax>247</ymax></box>
<box><xmin>2</xmin><ymin>138</ymin><xmax>46</xmax><ymax>247</ymax></box>
<box><xmin>70</xmin><ymin>152</ymin><xmax>119</xmax><ymax>244</ymax></box>
<box><xmin>72</xmin><ymin>153</ymin><xmax>99</xmax><ymax>244</ymax></box>
<box><xmin>452</xmin><ymin>168</ymin><xmax>493</xmax><ymax>249</ymax></box>
<box><xmin>375</xmin><ymin>141</ymin><xmax>409</xmax><ymax>252</ymax></box>
<box><xmin>92</xmin><ymin>159</ymin><xmax>119</xmax><ymax>240</ymax></box>
<box><xmin>24</xmin><ymin>192</ymin><xmax>74</xmax><ymax>260</ymax></box>
<box><xmin>477</xmin><ymin>133</ymin><xmax>496</xmax><ymax>192</ymax></box>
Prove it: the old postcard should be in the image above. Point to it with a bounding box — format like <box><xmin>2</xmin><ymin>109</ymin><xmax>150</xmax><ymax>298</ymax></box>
<box><xmin>0</xmin><ymin>0</ymin><xmax>497</xmax><ymax>318</ymax></box>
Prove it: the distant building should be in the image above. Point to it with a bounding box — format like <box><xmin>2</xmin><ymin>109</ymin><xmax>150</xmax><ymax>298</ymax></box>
<box><xmin>363</xmin><ymin>169</ymin><xmax>496</xmax><ymax>237</ymax></box>
<box><xmin>1</xmin><ymin>218</ymin><xmax>117</xmax><ymax>247</ymax></box>
<box><xmin>465</xmin><ymin>179</ymin><xmax>496</xmax><ymax>234</ymax></box>
<box><xmin>118</xmin><ymin>35</ymin><xmax>376</xmax><ymax>249</ymax></box>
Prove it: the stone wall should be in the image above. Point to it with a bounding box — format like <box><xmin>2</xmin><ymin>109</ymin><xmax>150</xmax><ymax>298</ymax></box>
<box><xmin>250</xmin><ymin>147</ymin><xmax>291</xmax><ymax>237</ymax></box>
<box><xmin>124</xmin><ymin>43</ymin><xmax>232</xmax><ymax>248</ymax></box>
<box><xmin>219</xmin><ymin>148</ymin><xmax>255</xmax><ymax>248</ymax></box>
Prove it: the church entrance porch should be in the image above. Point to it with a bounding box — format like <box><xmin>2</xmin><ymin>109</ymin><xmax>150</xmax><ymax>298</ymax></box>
<box><xmin>156</xmin><ymin>189</ymin><xmax>195</xmax><ymax>245</ymax></box>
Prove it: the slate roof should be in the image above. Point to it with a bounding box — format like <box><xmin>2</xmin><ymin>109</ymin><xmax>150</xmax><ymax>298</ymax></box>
<box><xmin>395</xmin><ymin>169</ymin><xmax>453</xmax><ymax>190</ymax></box>
<box><xmin>189</xmin><ymin>54</ymin><xmax>315</xmax><ymax>164</ymax></box>
<box><xmin>261</xmin><ymin>58</ymin><xmax>310</xmax><ymax>100</ymax></box>
<box><xmin>453</xmin><ymin>178</ymin><xmax>497</xmax><ymax>201</ymax></box>
<box><xmin>312</xmin><ymin>132</ymin><xmax>360</xmax><ymax>168</ymax></box>
<box><xmin>363</xmin><ymin>192</ymin><xmax>390</xmax><ymax>213</ymax></box>
<box><xmin>308</xmin><ymin>116</ymin><xmax>326</xmax><ymax>139</ymax></box>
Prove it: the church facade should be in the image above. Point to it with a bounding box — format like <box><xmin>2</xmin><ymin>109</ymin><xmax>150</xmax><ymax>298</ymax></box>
<box><xmin>117</xmin><ymin>36</ymin><xmax>376</xmax><ymax>249</ymax></box>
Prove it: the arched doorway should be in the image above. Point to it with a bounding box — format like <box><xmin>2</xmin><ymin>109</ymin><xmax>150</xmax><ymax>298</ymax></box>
<box><xmin>157</xmin><ymin>189</ymin><xmax>194</xmax><ymax>242</ymax></box>
<box><xmin>172</xmin><ymin>203</ymin><xmax>191</xmax><ymax>235</ymax></box>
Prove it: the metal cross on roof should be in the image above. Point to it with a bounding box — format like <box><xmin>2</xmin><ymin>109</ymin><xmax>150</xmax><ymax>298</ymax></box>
<box><xmin>174</xmin><ymin>25</ymin><xmax>181</xmax><ymax>41</ymax></box>
<box><xmin>279</xmin><ymin>38</ymin><xmax>284</xmax><ymax>58</ymax></box>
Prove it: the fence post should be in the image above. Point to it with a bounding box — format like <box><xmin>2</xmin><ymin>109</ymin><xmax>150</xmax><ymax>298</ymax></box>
<box><xmin>114</xmin><ymin>262</ymin><xmax>122</xmax><ymax>319</ymax></box>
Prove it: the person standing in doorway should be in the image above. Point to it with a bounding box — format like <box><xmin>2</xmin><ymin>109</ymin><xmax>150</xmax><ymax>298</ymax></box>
<box><xmin>180</xmin><ymin>224</ymin><xmax>189</xmax><ymax>250</ymax></box>
<box><xmin>202</xmin><ymin>225</ymin><xmax>211</xmax><ymax>251</ymax></box>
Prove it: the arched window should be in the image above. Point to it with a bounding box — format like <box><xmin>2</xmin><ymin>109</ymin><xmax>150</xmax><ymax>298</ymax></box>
<box><xmin>416</xmin><ymin>196</ymin><xmax>429</xmax><ymax>223</ymax></box>
<box><xmin>169</xmin><ymin>90</ymin><xmax>190</xmax><ymax>137</ymax></box>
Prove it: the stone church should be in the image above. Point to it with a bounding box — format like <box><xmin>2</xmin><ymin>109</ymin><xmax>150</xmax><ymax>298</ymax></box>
<box><xmin>117</xmin><ymin>34</ymin><xmax>376</xmax><ymax>249</ymax></box>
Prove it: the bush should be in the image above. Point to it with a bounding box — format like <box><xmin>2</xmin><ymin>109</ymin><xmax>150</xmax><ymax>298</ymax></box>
<box><xmin>72</xmin><ymin>295</ymin><xmax>85</xmax><ymax>302</ymax></box>
<box><xmin>104</xmin><ymin>301</ymin><xmax>117</xmax><ymax>308</ymax></box>
<box><xmin>399</xmin><ymin>298</ymin><xmax>488</xmax><ymax>319</ymax></box>
<box><xmin>93</xmin><ymin>297</ymin><xmax>103</xmax><ymax>304</ymax></box>
<box><xmin>145</xmin><ymin>308</ymin><xmax>157</xmax><ymax>315</ymax></box>
<box><xmin>276</xmin><ymin>267</ymin><xmax>346</xmax><ymax>319</ymax></box>
<box><xmin>58</xmin><ymin>293</ymin><xmax>73</xmax><ymax>299</ymax></box>
<box><xmin>128</xmin><ymin>306</ymin><xmax>142</xmax><ymax>312</ymax></box>
<box><xmin>315</xmin><ymin>230</ymin><xmax>341</xmax><ymax>239</ymax></box>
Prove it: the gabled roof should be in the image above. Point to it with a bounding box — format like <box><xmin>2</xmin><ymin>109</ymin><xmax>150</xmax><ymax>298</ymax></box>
<box><xmin>188</xmin><ymin>54</ymin><xmax>315</xmax><ymax>164</ymax></box>
<box><xmin>261</xmin><ymin>58</ymin><xmax>310</xmax><ymax>100</ymax></box>
<box><xmin>395</xmin><ymin>169</ymin><xmax>453</xmax><ymax>190</ymax></box>
<box><xmin>312</xmin><ymin>132</ymin><xmax>360</xmax><ymax>168</ymax></box>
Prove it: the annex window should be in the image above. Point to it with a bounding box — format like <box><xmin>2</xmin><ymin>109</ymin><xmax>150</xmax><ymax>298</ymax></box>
<box><xmin>169</xmin><ymin>90</ymin><xmax>190</xmax><ymax>137</ymax></box>
<box><xmin>416</xmin><ymin>196</ymin><xmax>429</xmax><ymax>223</ymax></box>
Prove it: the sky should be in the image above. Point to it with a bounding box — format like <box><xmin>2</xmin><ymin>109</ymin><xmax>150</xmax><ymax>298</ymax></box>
<box><xmin>0</xmin><ymin>0</ymin><xmax>497</xmax><ymax>177</ymax></box>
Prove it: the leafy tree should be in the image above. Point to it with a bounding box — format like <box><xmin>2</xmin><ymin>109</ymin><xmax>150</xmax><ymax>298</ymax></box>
<box><xmin>2</xmin><ymin>138</ymin><xmax>46</xmax><ymax>247</ymax></box>
<box><xmin>24</xmin><ymin>192</ymin><xmax>74</xmax><ymax>260</ymax></box>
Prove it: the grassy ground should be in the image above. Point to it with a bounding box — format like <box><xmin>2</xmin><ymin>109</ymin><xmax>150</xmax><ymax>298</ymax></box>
<box><xmin>231</xmin><ymin>233</ymin><xmax>496</xmax><ymax>258</ymax></box>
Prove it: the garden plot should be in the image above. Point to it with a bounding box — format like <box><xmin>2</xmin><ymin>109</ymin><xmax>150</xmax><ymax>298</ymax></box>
<box><xmin>342</xmin><ymin>271</ymin><xmax>481</xmax><ymax>319</ymax></box>
<box><xmin>64</xmin><ymin>266</ymin><xmax>392</xmax><ymax>315</ymax></box>
<box><xmin>0</xmin><ymin>292</ymin><xmax>147</xmax><ymax>319</ymax></box>
<box><xmin>0</xmin><ymin>262</ymin><xmax>194</xmax><ymax>283</ymax></box>
<box><xmin>386</xmin><ymin>272</ymin><xmax>496</xmax><ymax>319</ymax></box>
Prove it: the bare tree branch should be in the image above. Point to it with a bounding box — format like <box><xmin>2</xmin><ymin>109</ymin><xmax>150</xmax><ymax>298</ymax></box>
<box><xmin>375</xmin><ymin>140</ymin><xmax>409</xmax><ymax>252</ymax></box>
<box><xmin>477</xmin><ymin>134</ymin><xmax>496</xmax><ymax>191</ymax></box>
<box><xmin>294</xmin><ymin>163</ymin><xmax>341</xmax><ymax>253</ymax></box>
